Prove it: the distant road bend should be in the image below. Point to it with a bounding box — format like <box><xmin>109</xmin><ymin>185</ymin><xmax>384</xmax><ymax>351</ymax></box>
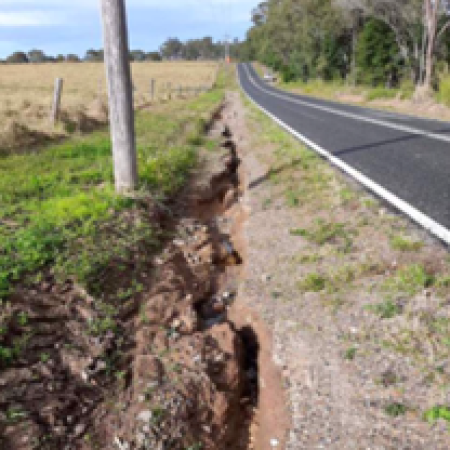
<box><xmin>238</xmin><ymin>62</ymin><xmax>450</xmax><ymax>244</ymax></box>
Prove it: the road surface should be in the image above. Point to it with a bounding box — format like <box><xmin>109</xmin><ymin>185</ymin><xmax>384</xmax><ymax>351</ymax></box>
<box><xmin>238</xmin><ymin>63</ymin><xmax>450</xmax><ymax>243</ymax></box>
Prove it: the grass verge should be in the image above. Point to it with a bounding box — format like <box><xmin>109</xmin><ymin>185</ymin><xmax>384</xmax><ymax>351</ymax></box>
<box><xmin>0</xmin><ymin>68</ymin><xmax>228</xmax><ymax>302</ymax></box>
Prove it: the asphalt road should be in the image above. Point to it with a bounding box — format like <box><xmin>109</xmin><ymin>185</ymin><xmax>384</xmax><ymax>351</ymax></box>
<box><xmin>238</xmin><ymin>63</ymin><xmax>450</xmax><ymax>242</ymax></box>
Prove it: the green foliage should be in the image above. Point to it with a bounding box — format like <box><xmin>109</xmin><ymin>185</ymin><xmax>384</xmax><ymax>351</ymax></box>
<box><xmin>366</xmin><ymin>87</ymin><xmax>397</xmax><ymax>101</ymax></box>
<box><xmin>384</xmin><ymin>403</ymin><xmax>407</xmax><ymax>417</ymax></box>
<box><xmin>344</xmin><ymin>347</ymin><xmax>357</xmax><ymax>360</ymax></box>
<box><xmin>291</xmin><ymin>219</ymin><xmax>352</xmax><ymax>248</ymax></box>
<box><xmin>390</xmin><ymin>235</ymin><xmax>423</xmax><ymax>252</ymax></box>
<box><xmin>366</xmin><ymin>300</ymin><xmax>401</xmax><ymax>319</ymax></box>
<box><xmin>356</xmin><ymin>19</ymin><xmax>403</xmax><ymax>86</ymax></box>
<box><xmin>436</xmin><ymin>76</ymin><xmax>450</xmax><ymax>106</ymax></box>
<box><xmin>424</xmin><ymin>405</ymin><xmax>450</xmax><ymax>423</ymax></box>
<box><xmin>0</xmin><ymin>81</ymin><xmax>225</xmax><ymax>301</ymax></box>
<box><xmin>298</xmin><ymin>273</ymin><xmax>327</xmax><ymax>292</ymax></box>
<box><xmin>382</xmin><ymin>264</ymin><xmax>434</xmax><ymax>297</ymax></box>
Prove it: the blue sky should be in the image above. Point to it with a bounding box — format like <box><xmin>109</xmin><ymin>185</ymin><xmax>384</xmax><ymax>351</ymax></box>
<box><xmin>0</xmin><ymin>0</ymin><xmax>256</xmax><ymax>58</ymax></box>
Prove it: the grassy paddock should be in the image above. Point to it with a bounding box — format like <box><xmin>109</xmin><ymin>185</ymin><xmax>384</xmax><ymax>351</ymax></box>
<box><xmin>0</xmin><ymin>62</ymin><xmax>218</xmax><ymax>150</ymax></box>
<box><xmin>0</xmin><ymin>66</ymin><xmax>228</xmax><ymax>301</ymax></box>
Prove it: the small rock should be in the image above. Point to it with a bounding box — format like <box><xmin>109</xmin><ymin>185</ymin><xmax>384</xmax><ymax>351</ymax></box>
<box><xmin>114</xmin><ymin>437</ymin><xmax>130</xmax><ymax>450</ymax></box>
<box><xmin>270</xmin><ymin>438</ymin><xmax>279</xmax><ymax>447</ymax></box>
<box><xmin>137</xmin><ymin>410</ymin><xmax>153</xmax><ymax>423</ymax></box>
<box><xmin>74</xmin><ymin>423</ymin><xmax>86</xmax><ymax>437</ymax></box>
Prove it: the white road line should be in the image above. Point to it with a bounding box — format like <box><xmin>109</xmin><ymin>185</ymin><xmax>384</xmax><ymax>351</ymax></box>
<box><xmin>243</xmin><ymin>64</ymin><xmax>450</xmax><ymax>145</ymax></box>
<box><xmin>237</xmin><ymin>64</ymin><xmax>450</xmax><ymax>245</ymax></box>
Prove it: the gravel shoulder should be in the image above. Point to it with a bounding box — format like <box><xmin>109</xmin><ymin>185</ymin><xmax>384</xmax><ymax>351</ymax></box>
<box><xmin>227</xmin><ymin>87</ymin><xmax>450</xmax><ymax>449</ymax></box>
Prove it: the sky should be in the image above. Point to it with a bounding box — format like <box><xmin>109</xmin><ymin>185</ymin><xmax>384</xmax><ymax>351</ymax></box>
<box><xmin>0</xmin><ymin>0</ymin><xmax>256</xmax><ymax>58</ymax></box>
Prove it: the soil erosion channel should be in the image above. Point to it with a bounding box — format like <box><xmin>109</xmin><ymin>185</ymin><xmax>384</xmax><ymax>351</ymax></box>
<box><xmin>0</xmin><ymin>95</ymin><xmax>288</xmax><ymax>450</ymax></box>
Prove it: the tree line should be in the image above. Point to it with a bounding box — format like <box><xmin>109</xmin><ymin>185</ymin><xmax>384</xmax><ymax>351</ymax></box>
<box><xmin>240</xmin><ymin>0</ymin><xmax>450</xmax><ymax>93</ymax></box>
<box><xmin>1</xmin><ymin>36</ymin><xmax>242</xmax><ymax>64</ymax></box>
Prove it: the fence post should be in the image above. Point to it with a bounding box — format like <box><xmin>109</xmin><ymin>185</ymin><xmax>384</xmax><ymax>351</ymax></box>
<box><xmin>101</xmin><ymin>0</ymin><xmax>138</xmax><ymax>193</ymax></box>
<box><xmin>167</xmin><ymin>82</ymin><xmax>172</xmax><ymax>100</ymax></box>
<box><xmin>150</xmin><ymin>79</ymin><xmax>155</xmax><ymax>101</ymax></box>
<box><xmin>50</xmin><ymin>78</ymin><xmax>64</xmax><ymax>125</ymax></box>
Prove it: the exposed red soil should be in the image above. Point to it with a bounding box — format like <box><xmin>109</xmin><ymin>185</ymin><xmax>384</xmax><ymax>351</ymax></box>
<box><xmin>0</xmin><ymin>98</ymin><xmax>289</xmax><ymax>449</ymax></box>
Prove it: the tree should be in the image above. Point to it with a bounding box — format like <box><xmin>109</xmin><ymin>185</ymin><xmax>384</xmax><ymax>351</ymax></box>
<box><xmin>421</xmin><ymin>0</ymin><xmax>450</xmax><ymax>90</ymax></box>
<box><xmin>356</xmin><ymin>18</ymin><xmax>402</xmax><ymax>85</ymax></box>
<box><xmin>27</xmin><ymin>49</ymin><xmax>46</xmax><ymax>63</ymax></box>
<box><xmin>130</xmin><ymin>50</ymin><xmax>146</xmax><ymax>61</ymax></box>
<box><xmin>145</xmin><ymin>52</ymin><xmax>162</xmax><ymax>61</ymax></box>
<box><xmin>85</xmin><ymin>49</ymin><xmax>104</xmax><ymax>62</ymax></box>
<box><xmin>160</xmin><ymin>38</ymin><xmax>183</xmax><ymax>60</ymax></box>
<box><xmin>66</xmin><ymin>54</ymin><xmax>81</xmax><ymax>62</ymax></box>
<box><xmin>6</xmin><ymin>52</ymin><xmax>28</xmax><ymax>64</ymax></box>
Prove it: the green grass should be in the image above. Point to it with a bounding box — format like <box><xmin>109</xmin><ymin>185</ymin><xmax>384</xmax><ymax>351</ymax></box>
<box><xmin>0</xmin><ymin>73</ymin><xmax>227</xmax><ymax>302</ymax></box>
<box><xmin>298</xmin><ymin>273</ymin><xmax>327</xmax><ymax>292</ymax></box>
<box><xmin>382</xmin><ymin>264</ymin><xmax>434</xmax><ymax>298</ymax></box>
<box><xmin>344</xmin><ymin>346</ymin><xmax>357</xmax><ymax>360</ymax></box>
<box><xmin>384</xmin><ymin>402</ymin><xmax>407</xmax><ymax>417</ymax></box>
<box><xmin>291</xmin><ymin>219</ymin><xmax>347</xmax><ymax>245</ymax></box>
<box><xmin>424</xmin><ymin>405</ymin><xmax>450</xmax><ymax>424</ymax></box>
<box><xmin>436</xmin><ymin>76</ymin><xmax>450</xmax><ymax>107</ymax></box>
<box><xmin>390</xmin><ymin>235</ymin><xmax>423</xmax><ymax>252</ymax></box>
<box><xmin>366</xmin><ymin>300</ymin><xmax>401</xmax><ymax>319</ymax></box>
<box><xmin>291</xmin><ymin>219</ymin><xmax>354</xmax><ymax>253</ymax></box>
<box><xmin>365</xmin><ymin>87</ymin><xmax>397</xmax><ymax>102</ymax></box>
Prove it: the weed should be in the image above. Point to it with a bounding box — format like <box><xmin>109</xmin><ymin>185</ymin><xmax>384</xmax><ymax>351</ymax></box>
<box><xmin>5</xmin><ymin>407</ymin><xmax>27</xmax><ymax>423</ymax></box>
<box><xmin>344</xmin><ymin>347</ymin><xmax>357</xmax><ymax>360</ymax></box>
<box><xmin>366</xmin><ymin>87</ymin><xmax>397</xmax><ymax>102</ymax></box>
<box><xmin>204</xmin><ymin>139</ymin><xmax>216</xmax><ymax>152</ymax></box>
<box><xmin>424</xmin><ymin>405</ymin><xmax>450</xmax><ymax>423</ymax></box>
<box><xmin>291</xmin><ymin>219</ymin><xmax>353</xmax><ymax>249</ymax></box>
<box><xmin>285</xmin><ymin>189</ymin><xmax>300</xmax><ymax>207</ymax></box>
<box><xmin>40</xmin><ymin>352</ymin><xmax>50</xmax><ymax>363</ymax></box>
<box><xmin>340</xmin><ymin>188</ymin><xmax>357</xmax><ymax>204</ymax></box>
<box><xmin>89</xmin><ymin>316</ymin><xmax>117</xmax><ymax>337</ymax></box>
<box><xmin>151</xmin><ymin>406</ymin><xmax>166</xmax><ymax>425</ymax></box>
<box><xmin>186</xmin><ymin>444</ymin><xmax>203</xmax><ymax>450</ymax></box>
<box><xmin>297</xmin><ymin>252</ymin><xmax>321</xmax><ymax>264</ymax></box>
<box><xmin>262</xmin><ymin>198</ymin><xmax>272</xmax><ymax>210</ymax></box>
<box><xmin>0</xmin><ymin>346</ymin><xmax>14</xmax><ymax>366</ymax></box>
<box><xmin>366</xmin><ymin>300</ymin><xmax>401</xmax><ymax>319</ymax></box>
<box><xmin>382</xmin><ymin>264</ymin><xmax>434</xmax><ymax>298</ymax></box>
<box><xmin>298</xmin><ymin>273</ymin><xmax>327</xmax><ymax>292</ymax></box>
<box><xmin>390</xmin><ymin>235</ymin><xmax>423</xmax><ymax>252</ymax></box>
<box><xmin>384</xmin><ymin>402</ymin><xmax>407</xmax><ymax>417</ymax></box>
<box><xmin>16</xmin><ymin>311</ymin><xmax>28</xmax><ymax>327</ymax></box>
<box><xmin>290</xmin><ymin>228</ymin><xmax>308</xmax><ymax>237</ymax></box>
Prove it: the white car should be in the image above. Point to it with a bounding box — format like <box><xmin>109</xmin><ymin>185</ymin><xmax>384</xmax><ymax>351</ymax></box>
<box><xmin>263</xmin><ymin>73</ymin><xmax>276</xmax><ymax>82</ymax></box>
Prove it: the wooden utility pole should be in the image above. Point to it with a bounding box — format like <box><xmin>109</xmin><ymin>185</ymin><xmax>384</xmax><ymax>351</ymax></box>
<box><xmin>50</xmin><ymin>78</ymin><xmax>63</xmax><ymax>126</ymax></box>
<box><xmin>100</xmin><ymin>0</ymin><xmax>138</xmax><ymax>192</ymax></box>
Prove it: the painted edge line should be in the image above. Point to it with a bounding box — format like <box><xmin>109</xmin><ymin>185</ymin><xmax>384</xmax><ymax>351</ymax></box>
<box><xmin>236</xmin><ymin>63</ymin><xmax>450</xmax><ymax>246</ymax></box>
<box><xmin>243</xmin><ymin>64</ymin><xmax>450</xmax><ymax>145</ymax></box>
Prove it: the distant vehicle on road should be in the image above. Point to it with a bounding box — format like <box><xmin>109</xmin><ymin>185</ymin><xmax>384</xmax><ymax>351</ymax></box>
<box><xmin>263</xmin><ymin>72</ymin><xmax>277</xmax><ymax>82</ymax></box>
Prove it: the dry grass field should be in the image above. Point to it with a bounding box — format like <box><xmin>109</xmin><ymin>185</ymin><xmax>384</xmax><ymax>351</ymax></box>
<box><xmin>0</xmin><ymin>61</ymin><xmax>218</xmax><ymax>153</ymax></box>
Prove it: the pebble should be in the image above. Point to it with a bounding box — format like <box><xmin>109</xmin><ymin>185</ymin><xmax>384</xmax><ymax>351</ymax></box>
<box><xmin>74</xmin><ymin>423</ymin><xmax>86</xmax><ymax>437</ymax></box>
<box><xmin>137</xmin><ymin>410</ymin><xmax>153</xmax><ymax>423</ymax></box>
<box><xmin>270</xmin><ymin>438</ymin><xmax>279</xmax><ymax>447</ymax></box>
